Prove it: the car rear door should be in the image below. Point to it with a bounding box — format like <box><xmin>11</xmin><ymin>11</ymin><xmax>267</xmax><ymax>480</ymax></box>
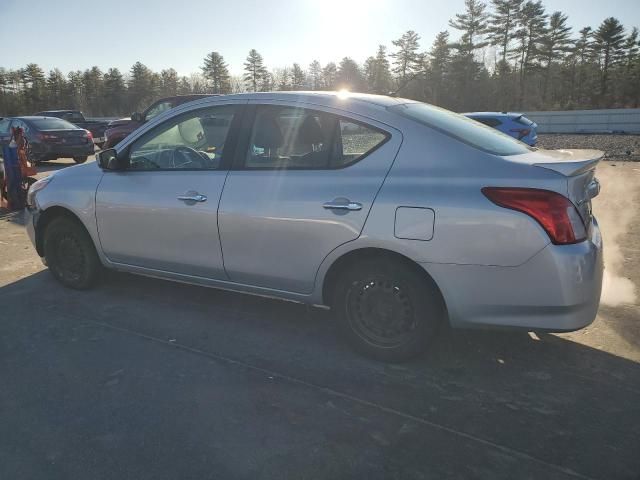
<box><xmin>218</xmin><ymin>101</ymin><xmax>401</xmax><ymax>293</ymax></box>
<box><xmin>95</xmin><ymin>102</ymin><xmax>245</xmax><ymax>279</ymax></box>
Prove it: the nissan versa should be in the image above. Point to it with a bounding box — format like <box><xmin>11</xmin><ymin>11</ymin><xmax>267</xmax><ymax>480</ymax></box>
<box><xmin>24</xmin><ymin>92</ymin><xmax>604</xmax><ymax>361</ymax></box>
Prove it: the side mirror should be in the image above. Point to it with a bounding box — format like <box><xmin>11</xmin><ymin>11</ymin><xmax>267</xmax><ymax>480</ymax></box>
<box><xmin>97</xmin><ymin>148</ymin><xmax>124</xmax><ymax>171</ymax></box>
<box><xmin>131</xmin><ymin>112</ymin><xmax>144</xmax><ymax>122</ymax></box>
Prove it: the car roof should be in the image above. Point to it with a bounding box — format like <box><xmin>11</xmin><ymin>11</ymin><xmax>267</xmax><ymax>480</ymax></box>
<box><xmin>14</xmin><ymin>116</ymin><xmax>64</xmax><ymax>120</ymax></box>
<box><xmin>35</xmin><ymin>109</ymin><xmax>79</xmax><ymax>113</ymax></box>
<box><xmin>182</xmin><ymin>91</ymin><xmax>414</xmax><ymax>109</ymax></box>
<box><xmin>463</xmin><ymin>111</ymin><xmax>524</xmax><ymax>118</ymax></box>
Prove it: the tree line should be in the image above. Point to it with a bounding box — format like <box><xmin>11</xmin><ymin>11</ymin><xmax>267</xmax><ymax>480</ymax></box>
<box><xmin>1</xmin><ymin>0</ymin><xmax>638</xmax><ymax>117</ymax></box>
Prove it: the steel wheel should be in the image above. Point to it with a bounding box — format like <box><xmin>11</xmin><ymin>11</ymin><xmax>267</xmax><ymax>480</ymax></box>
<box><xmin>346</xmin><ymin>276</ymin><xmax>418</xmax><ymax>348</ymax></box>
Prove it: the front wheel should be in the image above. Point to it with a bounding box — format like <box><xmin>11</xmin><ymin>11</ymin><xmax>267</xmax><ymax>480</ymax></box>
<box><xmin>333</xmin><ymin>257</ymin><xmax>444</xmax><ymax>362</ymax></box>
<box><xmin>43</xmin><ymin>217</ymin><xmax>101</xmax><ymax>289</ymax></box>
<box><xmin>73</xmin><ymin>156</ymin><xmax>88</xmax><ymax>164</ymax></box>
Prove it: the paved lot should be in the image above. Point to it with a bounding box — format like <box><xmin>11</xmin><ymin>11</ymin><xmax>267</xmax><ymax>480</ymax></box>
<box><xmin>1</xmin><ymin>159</ymin><xmax>639</xmax><ymax>479</ymax></box>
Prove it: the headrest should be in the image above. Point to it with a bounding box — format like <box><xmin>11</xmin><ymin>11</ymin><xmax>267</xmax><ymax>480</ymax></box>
<box><xmin>299</xmin><ymin>115</ymin><xmax>325</xmax><ymax>145</ymax></box>
<box><xmin>253</xmin><ymin>115</ymin><xmax>283</xmax><ymax>149</ymax></box>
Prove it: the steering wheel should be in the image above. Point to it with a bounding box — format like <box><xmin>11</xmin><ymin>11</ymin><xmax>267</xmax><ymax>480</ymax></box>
<box><xmin>172</xmin><ymin>145</ymin><xmax>206</xmax><ymax>169</ymax></box>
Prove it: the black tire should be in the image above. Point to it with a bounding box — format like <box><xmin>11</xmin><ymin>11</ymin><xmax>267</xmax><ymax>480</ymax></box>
<box><xmin>43</xmin><ymin>217</ymin><xmax>101</xmax><ymax>289</ymax></box>
<box><xmin>333</xmin><ymin>257</ymin><xmax>444</xmax><ymax>362</ymax></box>
<box><xmin>73</xmin><ymin>156</ymin><xmax>88</xmax><ymax>164</ymax></box>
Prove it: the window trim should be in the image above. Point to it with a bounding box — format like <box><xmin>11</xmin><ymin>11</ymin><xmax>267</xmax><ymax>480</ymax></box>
<box><xmin>118</xmin><ymin>104</ymin><xmax>245</xmax><ymax>173</ymax></box>
<box><xmin>232</xmin><ymin>104</ymin><xmax>391</xmax><ymax>171</ymax></box>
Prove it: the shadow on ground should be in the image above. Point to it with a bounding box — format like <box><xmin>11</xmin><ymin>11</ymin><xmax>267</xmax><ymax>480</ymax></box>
<box><xmin>1</xmin><ymin>269</ymin><xmax>638</xmax><ymax>479</ymax></box>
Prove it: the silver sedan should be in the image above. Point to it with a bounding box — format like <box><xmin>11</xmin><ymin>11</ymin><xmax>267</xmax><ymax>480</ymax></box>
<box><xmin>24</xmin><ymin>92</ymin><xmax>604</xmax><ymax>361</ymax></box>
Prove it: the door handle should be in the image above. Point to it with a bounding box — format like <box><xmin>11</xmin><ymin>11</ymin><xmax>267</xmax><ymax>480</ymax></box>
<box><xmin>323</xmin><ymin>200</ymin><xmax>362</xmax><ymax>211</ymax></box>
<box><xmin>177</xmin><ymin>193</ymin><xmax>207</xmax><ymax>203</ymax></box>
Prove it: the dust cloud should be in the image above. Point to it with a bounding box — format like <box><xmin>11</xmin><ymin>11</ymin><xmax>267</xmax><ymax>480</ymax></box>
<box><xmin>592</xmin><ymin>164</ymin><xmax>638</xmax><ymax>307</ymax></box>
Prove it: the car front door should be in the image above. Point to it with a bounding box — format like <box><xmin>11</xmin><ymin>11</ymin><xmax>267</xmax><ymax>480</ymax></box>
<box><xmin>95</xmin><ymin>102</ymin><xmax>244</xmax><ymax>279</ymax></box>
<box><xmin>218</xmin><ymin>102</ymin><xmax>401</xmax><ymax>293</ymax></box>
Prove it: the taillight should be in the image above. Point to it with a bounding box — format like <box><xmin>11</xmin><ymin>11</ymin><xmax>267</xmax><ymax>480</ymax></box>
<box><xmin>84</xmin><ymin>129</ymin><xmax>93</xmax><ymax>140</ymax></box>
<box><xmin>509</xmin><ymin>128</ymin><xmax>531</xmax><ymax>139</ymax></box>
<box><xmin>482</xmin><ymin>187</ymin><xmax>587</xmax><ymax>245</ymax></box>
<box><xmin>38</xmin><ymin>133</ymin><xmax>58</xmax><ymax>141</ymax></box>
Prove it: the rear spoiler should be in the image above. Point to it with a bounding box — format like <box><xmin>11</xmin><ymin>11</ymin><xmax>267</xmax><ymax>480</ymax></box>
<box><xmin>532</xmin><ymin>149</ymin><xmax>604</xmax><ymax>177</ymax></box>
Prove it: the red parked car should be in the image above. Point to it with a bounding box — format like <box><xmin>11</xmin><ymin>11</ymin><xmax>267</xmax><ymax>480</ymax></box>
<box><xmin>103</xmin><ymin>94</ymin><xmax>215</xmax><ymax>148</ymax></box>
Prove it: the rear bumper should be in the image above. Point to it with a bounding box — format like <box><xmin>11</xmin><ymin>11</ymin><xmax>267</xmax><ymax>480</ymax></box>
<box><xmin>25</xmin><ymin>207</ymin><xmax>39</xmax><ymax>253</ymax></box>
<box><xmin>424</xmin><ymin>218</ymin><xmax>603</xmax><ymax>331</ymax></box>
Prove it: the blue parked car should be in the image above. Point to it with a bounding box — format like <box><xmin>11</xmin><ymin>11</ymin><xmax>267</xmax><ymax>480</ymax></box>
<box><xmin>464</xmin><ymin>112</ymin><xmax>538</xmax><ymax>146</ymax></box>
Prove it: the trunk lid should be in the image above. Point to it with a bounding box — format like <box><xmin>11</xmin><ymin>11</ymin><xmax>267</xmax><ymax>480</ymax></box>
<box><xmin>509</xmin><ymin>148</ymin><xmax>603</xmax><ymax>225</ymax></box>
<box><xmin>40</xmin><ymin>129</ymin><xmax>90</xmax><ymax>145</ymax></box>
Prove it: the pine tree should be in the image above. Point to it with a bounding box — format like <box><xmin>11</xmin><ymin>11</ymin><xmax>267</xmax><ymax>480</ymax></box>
<box><xmin>373</xmin><ymin>45</ymin><xmax>392</xmax><ymax>94</ymax></box>
<box><xmin>83</xmin><ymin>66</ymin><xmax>103</xmax><ymax>115</ymax></box>
<box><xmin>487</xmin><ymin>0</ymin><xmax>523</xmax><ymax>64</ymax></box>
<box><xmin>22</xmin><ymin>63</ymin><xmax>46</xmax><ymax>112</ymax></box>
<box><xmin>291</xmin><ymin>63</ymin><xmax>306</xmax><ymax>90</ymax></box>
<box><xmin>243</xmin><ymin>49</ymin><xmax>267</xmax><ymax>92</ymax></box>
<box><xmin>622</xmin><ymin>27</ymin><xmax>639</xmax><ymax>105</ymax></box>
<box><xmin>593</xmin><ymin>17</ymin><xmax>626</xmax><ymax>103</ymax></box>
<box><xmin>308</xmin><ymin>60</ymin><xmax>322</xmax><ymax>90</ymax></box>
<box><xmin>322</xmin><ymin>62</ymin><xmax>337</xmax><ymax>90</ymax></box>
<box><xmin>277</xmin><ymin>68</ymin><xmax>290</xmax><ymax>90</ymax></box>
<box><xmin>337</xmin><ymin>57</ymin><xmax>363</xmax><ymax>91</ymax></box>
<box><xmin>103</xmin><ymin>68</ymin><xmax>126</xmax><ymax>115</ymax></box>
<box><xmin>128</xmin><ymin>62</ymin><xmax>155</xmax><ymax>111</ymax></box>
<box><xmin>46</xmin><ymin>69</ymin><xmax>67</xmax><ymax>108</ymax></box>
<box><xmin>427</xmin><ymin>31</ymin><xmax>452</xmax><ymax>105</ymax></box>
<box><xmin>201</xmin><ymin>51</ymin><xmax>231</xmax><ymax>94</ymax></box>
<box><xmin>363</xmin><ymin>57</ymin><xmax>377</xmax><ymax>92</ymax></box>
<box><xmin>391</xmin><ymin>30</ymin><xmax>422</xmax><ymax>82</ymax></box>
<box><xmin>540</xmin><ymin>11</ymin><xmax>572</xmax><ymax>102</ymax></box>
<box><xmin>512</xmin><ymin>0</ymin><xmax>547</xmax><ymax>106</ymax></box>
<box><xmin>449</xmin><ymin>0</ymin><xmax>489</xmax><ymax>53</ymax></box>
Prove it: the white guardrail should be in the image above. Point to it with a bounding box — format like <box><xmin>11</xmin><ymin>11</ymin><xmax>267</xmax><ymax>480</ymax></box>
<box><xmin>524</xmin><ymin>108</ymin><xmax>640</xmax><ymax>134</ymax></box>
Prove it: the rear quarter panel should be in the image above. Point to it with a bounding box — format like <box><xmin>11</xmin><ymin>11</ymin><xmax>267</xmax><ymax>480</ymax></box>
<box><xmin>354</xmin><ymin>119</ymin><xmax>566</xmax><ymax>267</ymax></box>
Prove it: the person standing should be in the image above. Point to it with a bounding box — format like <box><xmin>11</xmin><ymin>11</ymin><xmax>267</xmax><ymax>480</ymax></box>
<box><xmin>2</xmin><ymin>127</ymin><xmax>25</xmax><ymax>210</ymax></box>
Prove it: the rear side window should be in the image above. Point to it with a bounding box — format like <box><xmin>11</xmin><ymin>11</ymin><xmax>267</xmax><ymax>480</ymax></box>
<box><xmin>390</xmin><ymin>103</ymin><xmax>532</xmax><ymax>156</ymax></box>
<box><xmin>336</xmin><ymin>120</ymin><xmax>387</xmax><ymax>168</ymax></box>
<box><xmin>245</xmin><ymin>105</ymin><xmax>388</xmax><ymax>170</ymax></box>
<box><xmin>31</xmin><ymin>118</ymin><xmax>77</xmax><ymax>130</ymax></box>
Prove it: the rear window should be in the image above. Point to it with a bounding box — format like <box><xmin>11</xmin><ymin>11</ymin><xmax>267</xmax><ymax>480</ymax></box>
<box><xmin>472</xmin><ymin>117</ymin><xmax>502</xmax><ymax>128</ymax></box>
<box><xmin>30</xmin><ymin>118</ymin><xmax>77</xmax><ymax>130</ymax></box>
<box><xmin>390</xmin><ymin>103</ymin><xmax>532</xmax><ymax>156</ymax></box>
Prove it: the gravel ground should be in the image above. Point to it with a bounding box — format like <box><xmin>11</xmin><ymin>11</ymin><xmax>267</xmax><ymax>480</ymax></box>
<box><xmin>537</xmin><ymin>134</ymin><xmax>640</xmax><ymax>161</ymax></box>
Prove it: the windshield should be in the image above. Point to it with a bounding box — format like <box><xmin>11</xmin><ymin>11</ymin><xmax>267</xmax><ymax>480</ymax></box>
<box><xmin>389</xmin><ymin>103</ymin><xmax>533</xmax><ymax>156</ymax></box>
<box><xmin>30</xmin><ymin>118</ymin><xmax>78</xmax><ymax>130</ymax></box>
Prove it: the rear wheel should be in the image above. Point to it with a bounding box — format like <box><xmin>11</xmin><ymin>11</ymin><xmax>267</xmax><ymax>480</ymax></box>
<box><xmin>43</xmin><ymin>217</ymin><xmax>101</xmax><ymax>289</ymax></box>
<box><xmin>333</xmin><ymin>257</ymin><xmax>444</xmax><ymax>362</ymax></box>
<box><xmin>73</xmin><ymin>156</ymin><xmax>88</xmax><ymax>164</ymax></box>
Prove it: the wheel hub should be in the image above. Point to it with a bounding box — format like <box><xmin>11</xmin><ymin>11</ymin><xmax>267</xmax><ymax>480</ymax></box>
<box><xmin>347</xmin><ymin>277</ymin><xmax>417</xmax><ymax>347</ymax></box>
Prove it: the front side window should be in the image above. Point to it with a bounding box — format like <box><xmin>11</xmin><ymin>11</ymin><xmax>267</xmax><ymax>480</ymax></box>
<box><xmin>390</xmin><ymin>103</ymin><xmax>532</xmax><ymax>156</ymax></box>
<box><xmin>128</xmin><ymin>105</ymin><xmax>236</xmax><ymax>171</ymax></box>
<box><xmin>144</xmin><ymin>101</ymin><xmax>173</xmax><ymax>121</ymax></box>
<box><xmin>245</xmin><ymin>106</ymin><xmax>388</xmax><ymax>170</ymax></box>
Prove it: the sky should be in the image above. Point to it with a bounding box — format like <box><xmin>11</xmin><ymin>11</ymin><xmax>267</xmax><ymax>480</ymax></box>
<box><xmin>1</xmin><ymin>0</ymin><xmax>639</xmax><ymax>77</ymax></box>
